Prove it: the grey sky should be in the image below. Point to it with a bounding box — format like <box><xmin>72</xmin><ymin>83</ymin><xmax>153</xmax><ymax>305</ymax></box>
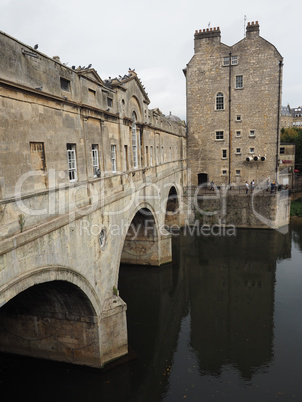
<box><xmin>1</xmin><ymin>0</ymin><xmax>301</xmax><ymax>121</ymax></box>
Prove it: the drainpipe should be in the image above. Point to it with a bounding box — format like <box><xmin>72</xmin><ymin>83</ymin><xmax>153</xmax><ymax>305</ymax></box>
<box><xmin>228</xmin><ymin>51</ymin><xmax>232</xmax><ymax>186</ymax></box>
<box><xmin>276</xmin><ymin>60</ymin><xmax>283</xmax><ymax>182</ymax></box>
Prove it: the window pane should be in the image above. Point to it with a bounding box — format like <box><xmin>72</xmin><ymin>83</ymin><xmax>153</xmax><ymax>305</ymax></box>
<box><xmin>216</xmin><ymin>93</ymin><xmax>224</xmax><ymax>110</ymax></box>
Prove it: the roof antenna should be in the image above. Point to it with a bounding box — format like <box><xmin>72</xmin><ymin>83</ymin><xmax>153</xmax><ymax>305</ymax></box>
<box><xmin>244</xmin><ymin>15</ymin><xmax>247</xmax><ymax>37</ymax></box>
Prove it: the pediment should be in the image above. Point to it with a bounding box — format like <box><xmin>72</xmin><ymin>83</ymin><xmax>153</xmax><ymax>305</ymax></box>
<box><xmin>77</xmin><ymin>68</ymin><xmax>104</xmax><ymax>86</ymax></box>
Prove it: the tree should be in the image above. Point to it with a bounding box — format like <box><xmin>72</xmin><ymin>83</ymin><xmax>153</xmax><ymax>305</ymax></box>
<box><xmin>281</xmin><ymin>127</ymin><xmax>302</xmax><ymax>165</ymax></box>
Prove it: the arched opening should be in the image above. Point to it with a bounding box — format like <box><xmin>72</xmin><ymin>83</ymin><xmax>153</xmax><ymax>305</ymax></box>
<box><xmin>0</xmin><ymin>281</ymin><xmax>101</xmax><ymax>367</ymax></box>
<box><xmin>120</xmin><ymin>206</ymin><xmax>172</xmax><ymax>266</ymax></box>
<box><xmin>165</xmin><ymin>186</ymin><xmax>180</xmax><ymax>227</ymax></box>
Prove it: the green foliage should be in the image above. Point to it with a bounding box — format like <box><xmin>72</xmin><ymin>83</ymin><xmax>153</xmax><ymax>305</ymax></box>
<box><xmin>113</xmin><ymin>285</ymin><xmax>118</xmax><ymax>296</ymax></box>
<box><xmin>290</xmin><ymin>199</ymin><xmax>302</xmax><ymax>217</ymax></box>
<box><xmin>281</xmin><ymin>127</ymin><xmax>302</xmax><ymax>164</ymax></box>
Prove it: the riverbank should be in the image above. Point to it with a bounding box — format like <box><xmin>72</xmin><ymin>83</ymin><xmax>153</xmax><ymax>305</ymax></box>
<box><xmin>290</xmin><ymin>198</ymin><xmax>302</xmax><ymax>217</ymax></box>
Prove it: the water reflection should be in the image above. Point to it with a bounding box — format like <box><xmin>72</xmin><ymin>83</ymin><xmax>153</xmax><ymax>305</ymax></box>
<box><xmin>119</xmin><ymin>226</ymin><xmax>292</xmax><ymax>396</ymax></box>
<box><xmin>1</xmin><ymin>223</ymin><xmax>300</xmax><ymax>401</ymax></box>
<box><xmin>181</xmin><ymin>229</ymin><xmax>291</xmax><ymax>379</ymax></box>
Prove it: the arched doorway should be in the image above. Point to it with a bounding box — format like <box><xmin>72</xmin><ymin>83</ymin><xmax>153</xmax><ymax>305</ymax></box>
<box><xmin>0</xmin><ymin>281</ymin><xmax>101</xmax><ymax>367</ymax></box>
<box><xmin>165</xmin><ymin>186</ymin><xmax>180</xmax><ymax>227</ymax></box>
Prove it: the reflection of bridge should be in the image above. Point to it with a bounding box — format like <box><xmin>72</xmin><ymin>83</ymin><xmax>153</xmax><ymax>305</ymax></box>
<box><xmin>0</xmin><ymin>31</ymin><xmax>187</xmax><ymax>367</ymax></box>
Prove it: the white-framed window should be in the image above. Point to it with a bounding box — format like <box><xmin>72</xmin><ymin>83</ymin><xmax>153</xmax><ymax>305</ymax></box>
<box><xmin>249</xmin><ymin>130</ymin><xmax>255</xmax><ymax>137</ymax></box>
<box><xmin>67</xmin><ymin>143</ymin><xmax>77</xmax><ymax>182</ymax></box>
<box><xmin>150</xmin><ymin>146</ymin><xmax>153</xmax><ymax>166</ymax></box>
<box><xmin>132</xmin><ymin>112</ymin><xmax>138</xmax><ymax>168</ymax></box>
<box><xmin>236</xmin><ymin>115</ymin><xmax>242</xmax><ymax>122</ymax></box>
<box><xmin>231</xmin><ymin>56</ymin><xmax>238</xmax><ymax>65</ymax></box>
<box><xmin>236</xmin><ymin>148</ymin><xmax>241</xmax><ymax>154</ymax></box>
<box><xmin>236</xmin><ymin>169</ymin><xmax>241</xmax><ymax>175</ymax></box>
<box><xmin>249</xmin><ymin>147</ymin><xmax>255</xmax><ymax>154</ymax></box>
<box><xmin>236</xmin><ymin>130</ymin><xmax>241</xmax><ymax>137</ymax></box>
<box><xmin>216</xmin><ymin>92</ymin><xmax>224</xmax><ymax>110</ymax></box>
<box><xmin>92</xmin><ymin>144</ymin><xmax>100</xmax><ymax>177</ymax></box>
<box><xmin>235</xmin><ymin>75</ymin><xmax>243</xmax><ymax>89</ymax></box>
<box><xmin>111</xmin><ymin>145</ymin><xmax>117</xmax><ymax>173</ymax></box>
<box><xmin>222</xmin><ymin>149</ymin><xmax>227</xmax><ymax>159</ymax></box>
<box><xmin>223</xmin><ymin>57</ymin><xmax>230</xmax><ymax>66</ymax></box>
<box><xmin>216</xmin><ymin>131</ymin><xmax>224</xmax><ymax>140</ymax></box>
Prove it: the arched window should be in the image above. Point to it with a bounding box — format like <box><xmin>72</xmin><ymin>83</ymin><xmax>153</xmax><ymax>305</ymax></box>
<box><xmin>132</xmin><ymin>112</ymin><xmax>138</xmax><ymax>168</ymax></box>
<box><xmin>216</xmin><ymin>92</ymin><xmax>224</xmax><ymax>110</ymax></box>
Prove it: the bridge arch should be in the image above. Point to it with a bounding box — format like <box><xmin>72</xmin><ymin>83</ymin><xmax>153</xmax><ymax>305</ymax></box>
<box><xmin>0</xmin><ymin>265</ymin><xmax>102</xmax><ymax>315</ymax></box>
<box><xmin>117</xmin><ymin>201</ymin><xmax>172</xmax><ymax>274</ymax></box>
<box><xmin>0</xmin><ymin>272</ymin><xmax>106</xmax><ymax>367</ymax></box>
<box><xmin>164</xmin><ymin>185</ymin><xmax>180</xmax><ymax>227</ymax></box>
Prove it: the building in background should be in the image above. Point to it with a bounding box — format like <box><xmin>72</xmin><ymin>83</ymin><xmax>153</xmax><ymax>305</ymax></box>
<box><xmin>184</xmin><ymin>22</ymin><xmax>283</xmax><ymax>187</ymax></box>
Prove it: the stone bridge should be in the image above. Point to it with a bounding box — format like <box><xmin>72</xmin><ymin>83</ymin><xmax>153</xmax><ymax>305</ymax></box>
<box><xmin>0</xmin><ymin>30</ymin><xmax>188</xmax><ymax>368</ymax></box>
<box><xmin>0</xmin><ymin>166</ymin><xmax>187</xmax><ymax>367</ymax></box>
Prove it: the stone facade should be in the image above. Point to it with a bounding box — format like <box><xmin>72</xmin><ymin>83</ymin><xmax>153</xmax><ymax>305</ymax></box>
<box><xmin>184</xmin><ymin>21</ymin><xmax>283</xmax><ymax>187</ymax></box>
<box><xmin>0</xmin><ymin>30</ymin><xmax>187</xmax><ymax>367</ymax></box>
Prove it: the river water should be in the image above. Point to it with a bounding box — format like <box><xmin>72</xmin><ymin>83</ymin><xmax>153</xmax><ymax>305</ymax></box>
<box><xmin>1</xmin><ymin>219</ymin><xmax>302</xmax><ymax>401</ymax></box>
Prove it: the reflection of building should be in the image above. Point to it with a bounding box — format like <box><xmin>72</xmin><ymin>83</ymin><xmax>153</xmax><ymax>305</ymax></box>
<box><xmin>183</xmin><ymin>229</ymin><xmax>291</xmax><ymax>379</ymax></box>
<box><xmin>279</xmin><ymin>143</ymin><xmax>295</xmax><ymax>187</ymax></box>
<box><xmin>184</xmin><ymin>22</ymin><xmax>283</xmax><ymax>186</ymax></box>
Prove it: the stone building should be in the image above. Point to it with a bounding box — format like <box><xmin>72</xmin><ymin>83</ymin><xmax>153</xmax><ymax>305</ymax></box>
<box><xmin>184</xmin><ymin>21</ymin><xmax>283</xmax><ymax>187</ymax></box>
<box><xmin>281</xmin><ymin>105</ymin><xmax>302</xmax><ymax>128</ymax></box>
<box><xmin>0</xmin><ymin>30</ymin><xmax>186</xmax><ymax>241</ymax></box>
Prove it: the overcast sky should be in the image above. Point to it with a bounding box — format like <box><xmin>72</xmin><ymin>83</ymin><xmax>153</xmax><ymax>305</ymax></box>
<box><xmin>1</xmin><ymin>0</ymin><xmax>301</xmax><ymax>121</ymax></box>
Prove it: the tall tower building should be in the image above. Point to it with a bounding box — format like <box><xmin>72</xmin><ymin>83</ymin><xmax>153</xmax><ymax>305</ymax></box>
<box><xmin>184</xmin><ymin>22</ymin><xmax>283</xmax><ymax>187</ymax></box>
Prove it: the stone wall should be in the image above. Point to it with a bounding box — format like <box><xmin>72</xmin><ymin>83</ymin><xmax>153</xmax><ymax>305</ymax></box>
<box><xmin>185</xmin><ymin>22</ymin><xmax>283</xmax><ymax>187</ymax></box>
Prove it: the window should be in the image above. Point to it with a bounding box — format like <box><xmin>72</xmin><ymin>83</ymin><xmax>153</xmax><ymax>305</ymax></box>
<box><xmin>30</xmin><ymin>142</ymin><xmax>46</xmax><ymax>171</ymax></box>
<box><xmin>280</xmin><ymin>147</ymin><xmax>285</xmax><ymax>154</ymax></box>
<box><xmin>249</xmin><ymin>130</ymin><xmax>255</xmax><ymax>137</ymax></box>
<box><xmin>236</xmin><ymin>115</ymin><xmax>242</xmax><ymax>122</ymax></box>
<box><xmin>216</xmin><ymin>131</ymin><xmax>224</xmax><ymax>140</ymax></box>
<box><xmin>132</xmin><ymin>112</ymin><xmax>138</xmax><ymax>168</ymax></box>
<box><xmin>222</xmin><ymin>169</ymin><xmax>227</xmax><ymax>175</ymax></box>
<box><xmin>107</xmin><ymin>97</ymin><xmax>113</xmax><ymax>107</ymax></box>
<box><xmin>145</xmin><ymin>146</ymin><xmax>149</xmax><ymax>166</ymax></box>
<box><xmin>89</xmin><ymin>88</ymin><xmax>96</xmax><ymax>101</ymax></box>
<box><xmin>60</xmin><ymin>77</ymin><xmax>70</xmax><ymax>92</ymax></box>
<box><xmin>236</xmin><ymin>169</ymin><xmax>241</xmax><ymax>175</ymax></box>
<box><xmin>231</xmin><ymin>56</ymin><xmax>238</xmax><ymax>65</ymax></box>
<box><xmin>150</xmin><ymin>146</ymin><xmax>153</xmax><ymax>166</ymax></box>
<box><xmin>223</xmin><ymin>57</ymin><xmax>230</xmax><ymax>66</ymax></box>
<box><xmin>249</xmin><ymin>147</ymin><xmax>255</xmax><ymax>154</ymax></box>
<box><xmin>67</xmin><ymin>144</ymin><xmax>77</xmax><ymax>181</ymax></box>
<box><xmin>222</xmin><ymin>149</ymin><xmax>227</xmax><ymax>159</ymax></box>
<box><xmin>92</xmin><ymin>144</ymin><xmax>100</xmax><ymax>177</ymax></box>
<box><xmin>236</xmin><ymin>148</ymin><xmax>241</xmax><ymax>154</ymax></box>
<box><xmin>236</xmin><ymin>130</ymin><xmax>241</xmax><ymax>137</ymax></box>
<box><xmin>216</xmin><ymin>92</ymin><xmax>224</xmax><ymax>110</ymax></box>
<box><xmin>236</xmin><ymin>75</ymin><xmax>243</xmax><ymax>89</ymax></box>
<box><xmin>111</xmin><ymin>145</ymin><xmax>116</xmax><ymax>173</ymax></box>
<box><xmin>124</xmin><ymin>145</ymin><xmax>129</xmax><ymax>171</ymax></box>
